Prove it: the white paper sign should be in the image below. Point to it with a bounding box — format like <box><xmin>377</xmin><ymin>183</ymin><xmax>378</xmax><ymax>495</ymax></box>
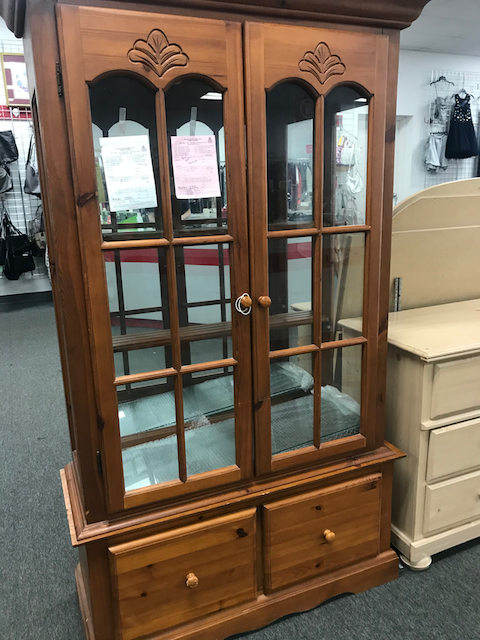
<box><xmin>171</xmin><ymin>135</ymin><xmax>221</xmax><ymax>199</ymax></box>
<box><xmin>100</xmin><ymin>135</ymin><xmax>158</xmax><ymax>212</ymax></box>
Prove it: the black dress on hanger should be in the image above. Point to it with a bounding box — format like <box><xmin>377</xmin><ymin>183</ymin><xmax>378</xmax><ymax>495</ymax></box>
<box><xmin>445</xmin><ymin>93</ymin><xmax>479</xmax><ymax>159</ymax></box>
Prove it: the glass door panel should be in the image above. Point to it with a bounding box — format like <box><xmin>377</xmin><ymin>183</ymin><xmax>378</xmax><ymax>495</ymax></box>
<box><xmin>267</xmin><ymin>83</ymin><xmax>315</xmax><ymax>231</ymax></box>
<box><xmin>120</xmin><ymin>376</ymin><xmax>179</xmax><ymax>491</ymax></box>
<box><xmin>321</xmin><ymin>233</ymin><xmax>365</xmax><ymax>343</ymax></box>
<box><xmin>269</xmin><ymin>237</ymin><xmax>314</xmax><ymax>351</ymax></box>
<box><xmin>90</xmin><ymin>76</ymin><xmax>163</xmax><ymax>240</ymax></box>
<box><xmin>175</xmin><ymin>243</ymin><xmax>232</xmax><ymax>365</ymax></box>
<box><xmin>103</xmin><ymin>247</ymin><xmax>172</xmax><ymax>379</ymax></box>
<box><xmin>270</xmin><ymin>352</ymin><xmax>315</xmax><ymax>455</ymax></box>
<box><xmin>245</xmin><ymin>21</ymin><xmax>384</xmax><ymax>474</ymax></box>
<box><xmin>58</xmin><ymin>7</ymin><xmax>251</xmax><ymax>509</ymax></box>
<box><xmin>323</xmin><ymin>86</ymin><xmax>370</xmax><ymax>228</ymax></box>
<box><xmin>320</xmin><ymin>343</ymin><xmax>362</xmax><ymax>443</ymax></box>
<box><xmin>165</xmin><ymin>79</ymin><xmax>227</xmax><ymax>237</ymax></box>
<box><xmin>183</xmin><ymin>366</ymin><xmax>236</xmax><ymax>475</ymax></box>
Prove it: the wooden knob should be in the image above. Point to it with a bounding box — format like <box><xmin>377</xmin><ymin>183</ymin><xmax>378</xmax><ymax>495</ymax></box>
<box><xmin>323</xmin><ymin>529</ymin><xmax>336</xmax><ymax>543</ymax></box>
<box><xmin>258</xmin><ymin>295</ymin><xmax>272</xmax><ymax>308</ymax></box>
<box><xmin>185</xmin><ymin>572</ymin><xmax>199</xmax><ymax>588</ymax></box>
<box><xmin>240</xmin><ymin>295</ymin><xmax>252</xmax><ymax>309</ymax></box>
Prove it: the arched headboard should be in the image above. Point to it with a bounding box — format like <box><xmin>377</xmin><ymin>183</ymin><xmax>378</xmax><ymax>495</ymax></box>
<box><xmin>390</xmin><ymin>178</ymin><xmax>480</xmax><ymax>311</ymax></box>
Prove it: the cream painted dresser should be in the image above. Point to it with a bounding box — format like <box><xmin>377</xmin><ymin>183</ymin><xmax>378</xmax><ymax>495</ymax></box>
<box><xmin>384</xmin><ymin>299</ymin><xmax>480</xmax><ymax>569</ymax></box>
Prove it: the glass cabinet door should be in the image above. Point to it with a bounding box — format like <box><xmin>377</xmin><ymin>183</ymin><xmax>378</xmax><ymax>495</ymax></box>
<box><xmin>58</xmin><ymin>7</ymin><xmax>252</xmax><ymax>511</ymax></box>
<box><xmin>245</xmin><ymin>22</ymin><xmax>389</xmax><ymax>474</ymax></box>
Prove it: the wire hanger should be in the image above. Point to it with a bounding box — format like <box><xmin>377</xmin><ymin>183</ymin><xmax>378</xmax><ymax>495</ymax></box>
<box><xmin>431</xmin><ymin>75</ymin><xmax>454</xmax><ymax>100</ymax></box>
<box><xmin>430</xmin><ymin>75</ymin><xmax>454</xmax><ymax>86</ymax></box>
<box><xmin>457</xmin><ymin>73</ymin><xmax>478</xmax><ymax>100</ymax></box>
<box><xmin>458</xmin><ymin>73</ymin><xmax>469</xmax><ymax>97</ymax></box>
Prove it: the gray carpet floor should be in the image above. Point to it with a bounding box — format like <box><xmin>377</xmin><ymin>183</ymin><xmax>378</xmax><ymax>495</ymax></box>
<box><xmin>1</xmin><ymin>300</ymin><xmax>479</xmax><ymax>640</ymax></box>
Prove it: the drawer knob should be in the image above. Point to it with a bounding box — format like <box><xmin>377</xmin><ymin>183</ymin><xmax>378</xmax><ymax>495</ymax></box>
<box><xmin>323</xmin><ymin>529</ymin><xmax>336</xmax><ymax>543</ymax></box>
<box><xmin>186</xmin><ymin>572</ymin><xmax>199</xmax><ymax>588</ymax></box>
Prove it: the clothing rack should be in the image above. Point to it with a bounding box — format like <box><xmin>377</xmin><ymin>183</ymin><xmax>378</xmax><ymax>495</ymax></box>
<box><xmin>424</xmin><ymin>69</ymin><xmax>480</xmax><ymax>190</ymax></box>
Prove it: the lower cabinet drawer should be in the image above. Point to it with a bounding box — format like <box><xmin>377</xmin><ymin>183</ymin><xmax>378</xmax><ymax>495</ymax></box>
<box><xmin>263</xmin><ymin>474</ymin><xmax>382</xmax><ymax>592</ymax></box>
<box><xmin>424</xmin><ymin>470</ymin><xmax>480</xmax><ymax>534</ymax></box>
<box><xmin>108</xmin><ymin>509</ymin><xmax>256</xmax><ymax>640</ymax></box>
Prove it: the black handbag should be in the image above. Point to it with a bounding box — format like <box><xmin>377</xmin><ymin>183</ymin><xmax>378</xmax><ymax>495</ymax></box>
<box><xmin>0</xmin><ymin>165</ymin><xmax>13</xmax><ymax>194</ymax></box>
<box><xmin>0</xmin><ymin>217</ymin><xmax>5</xmax><ymax>266</ymax></box>
<box><xmin>24</xmin><ymin>136</ymin><xmax>41</xmax><ymax>198</ymax></box>
<box><xmin>2</xmin><ymin>214</ymin><xmax>36</xmax><ymax>280</ymax></box>
<box><xmin>0</xmin><ymin>130</ymin><xmax>18</xmax><ymax>165</ymax></box>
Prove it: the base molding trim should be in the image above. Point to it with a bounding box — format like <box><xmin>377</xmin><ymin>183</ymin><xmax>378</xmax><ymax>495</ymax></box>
<box><xmin>392</xmin><ymin>519</ymin><xmax>480</xmax><ymax>564</ymax></box>
<box><xmin>76</xmin><ymin>551</ymin><xmax>399</xmax><ymax>640</ymax></box>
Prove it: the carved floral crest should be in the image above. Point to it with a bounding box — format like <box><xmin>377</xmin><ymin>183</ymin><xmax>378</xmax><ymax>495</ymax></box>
<box><xmin>299</xmin><ymin>42</ymin><xmax>346</xmax><ymax>85</ymax></box>
<box><xmin>128</xmin><ymin>29</ymin><xmax>189</xmax><ymax>77</ymax></box>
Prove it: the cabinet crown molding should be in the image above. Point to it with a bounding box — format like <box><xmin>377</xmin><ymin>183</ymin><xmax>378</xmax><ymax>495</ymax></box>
<box><xmin>6</xmin><ymin>0</ymin><xmax>431</xmax><ymax>38</ymax></box>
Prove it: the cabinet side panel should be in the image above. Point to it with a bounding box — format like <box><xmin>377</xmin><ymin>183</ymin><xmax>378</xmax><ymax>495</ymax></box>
<box><xmin>23</xmin><ymin>0</ymin><xmax>107</xmax><ymax>522</ymax></box>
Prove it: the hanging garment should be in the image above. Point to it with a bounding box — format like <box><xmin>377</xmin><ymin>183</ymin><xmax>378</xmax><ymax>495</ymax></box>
<box><xmin>432</xmin><ymin>96</ymin><xmax>451</xmax><ymax>126</ymax></box>
<box><xmin>445</xmin><ymin>94</ymin><xmax>479</xmax><ymax>159</ymax></box>
<box><xmin>425</xmin><ymin>132</ymin><xmax>448</xmax><ymax>172</ymax></box>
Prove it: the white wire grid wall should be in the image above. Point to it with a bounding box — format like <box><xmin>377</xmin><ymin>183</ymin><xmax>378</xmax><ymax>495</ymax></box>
<box><xmin>0</xmin><ymin>39</ymin><xmax>47</xmax><ymax>279</ymax></box>
<box><xmin>425</xmin><ymin>69</ymin><xmax>480</xmax><ymax>190</ymax></box>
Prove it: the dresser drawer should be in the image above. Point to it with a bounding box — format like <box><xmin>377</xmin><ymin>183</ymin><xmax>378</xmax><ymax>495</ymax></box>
<box><xmin>424</xmin><ymin>470</ymin><xmax>480</xmax><ymax>535</ymax></box>
<box><xmin>263</xmin><ymin>474</ymin><xmax>381</xmax><ymax>592</ymax></box>
<box><xmin>427</xmin><ymin>418</ymin><xmax>480</xmax><ymax>481</ymax></box>
<box><xmin>430</xmin><ymin>356</ymin><xmax>480</xmax><ymax>420</ymax></box>
<box><xmin>108</xmin><ymin>510</ymin><xmax>256</xmax><ymax>640</ymax></box>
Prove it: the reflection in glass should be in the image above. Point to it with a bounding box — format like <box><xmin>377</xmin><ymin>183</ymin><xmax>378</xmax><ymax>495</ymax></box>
<box><xmin>271</xmin><ymin>353</ymin><xmax>314</xmax><ymax>455</ymax></box>
<box><xmin>175</xmin><ymin>244</ymin><xmax>231</xmax><ymax>365</ymax></box>
<box><xmin>165</xmin><ymin>80</ymin><xmax>227</xmax><ymax>236</ymax></box>
<box><xmin>320</xmin><ymin>344</ymin><xmax>362</xmax><ymax>442</ymax></box>
<box><xmin>324</xmin><ymin>86</ymin><xmax>369</xmax><ymax>227</ymax></box>
<box><xmin>269</xmin><ymin>237</ymin><xmax>313</xmax><ymax>351</ymax></box>
<box><xmin>183</xmin><ymin>367</ymin><xmax>236</xmax><ymax>476</ymax></box>
<box><xmin>114</xmin><ymin>345</ymin><xmax>167</xmax><ymax>379</ymax></box>
<box><xmin>119</xmin><ymin>379</ymin><xmax>179</xmax><ymax>491</ymax></box>
<box><xmin>120</xmin><ymin>364</ymin><xmax>238</xmax><ymax>489</ymax></box>
<box><xmin>267</xmin><ymin>83</ymin><xmax>314</xmax><ymax>231</ymax></box>
<box><xmin>322</xmin><ymin>233</ymin><xmax>365</xmax><ymax>342</ymax></box>
<box><xmin>89</xmin><ymin>76</ymin><xmax>162</xmax><ymax>240</ymax></box>
<box><xmin>104</xmin><ymin>247</ymin><xmax>172</xmax><ymax>379</ymax></box>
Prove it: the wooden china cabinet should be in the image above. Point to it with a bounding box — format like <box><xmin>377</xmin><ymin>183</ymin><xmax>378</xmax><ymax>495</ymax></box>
<box><xmin>14</xmin><ymin>0</ymin><xmax>429</xmax><ymax>638</ymax></box>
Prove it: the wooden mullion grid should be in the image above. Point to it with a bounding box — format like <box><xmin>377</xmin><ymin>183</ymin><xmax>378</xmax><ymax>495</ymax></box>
<box><xmin>115</xmin><ymin>367</ymin><xmax>177</xmax><ymax>386</ymax></box>
<box><xmin>180</xmin><ymin>358</ymin><xmax>236</xmax><ymax>375</ymax></box>
<box><xmin>102</xmin><ymin>239</ymin><xmax>169</xmax><ymax>250</ymax></box>
<box><xmin>217</xmin><ymin>242</ymin><xmax>229</xmax><ymax>371</ymax></box>
<box><xmin>267</xmin><ymin>227</ymin><xmax>318</xmax><ymax>239</ymax></box>
<box><xmin>320</xmin><ymin>336</ymin><xmax>367</xmax><ymax>351</ymax></box>
<box><xmin>156</xmin><ymin>89</ymin><xmax>187</xmax><ymax>484</ymax></box>
<box><xmin>313</xmin><ymin>94</ymin><xmax>324</xmax><ymax>449</ymax></box>
<box><xmin>269</xmin><ymin>344</ymin><xmax>318</xmax><ymax>360</ymax></box>
<box><xmin>172</xmin><ymin>234</ymin><xmax>233</xmax><ymax>246</ymax></box>
<box><xmin>322</xmin><ymin>224</ymin><xmax>371</xmax><ymax>235</ymax></box>
<box><xmin>101</xmin><ymin>235</ymin><xmax>234</xmax><ymax>251</ymax></box>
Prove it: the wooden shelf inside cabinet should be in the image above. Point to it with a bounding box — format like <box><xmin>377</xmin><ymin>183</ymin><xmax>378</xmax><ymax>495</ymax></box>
<box><xmin>111</xmin><ymin>311</ymin><xmax>315</xmax><ymax>352</ymax></box>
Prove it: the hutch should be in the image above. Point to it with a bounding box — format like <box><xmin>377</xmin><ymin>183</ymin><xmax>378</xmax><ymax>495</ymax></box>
<box><xmin>12</xmin><ymin>0</ymin><xmax>429</xmax><ymax>638</ymax></box>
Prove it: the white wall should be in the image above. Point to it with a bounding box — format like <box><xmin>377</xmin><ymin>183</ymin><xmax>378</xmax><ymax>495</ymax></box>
<box><xmin>394</xmin><ymin>49</ymin><xmax>480</xmax><ymax>204</ymax></box>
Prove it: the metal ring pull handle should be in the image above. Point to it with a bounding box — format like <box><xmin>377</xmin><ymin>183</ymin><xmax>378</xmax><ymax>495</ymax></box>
<box><xmin>235</xmin><ymin>293</ymin><xmax>252</xmax><ymax>316</ymax></box>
